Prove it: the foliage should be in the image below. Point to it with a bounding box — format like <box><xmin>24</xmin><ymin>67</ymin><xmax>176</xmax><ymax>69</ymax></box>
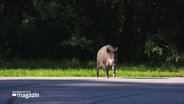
<box><xmin>145</xmin><ymin>28</ymin><xmax>184</xmax><ymax>66</ymax></box>
<box><xmin>1</xmin><ymin>0</ymin><xmax>184</xmax><ymax>66</ymax></box>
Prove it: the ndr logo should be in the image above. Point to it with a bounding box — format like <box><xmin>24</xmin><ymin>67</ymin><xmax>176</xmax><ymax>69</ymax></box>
<box><xmin>12</xmin><ymin>91</ymin><xmax>40</xmax><ymax>99</ymax></box>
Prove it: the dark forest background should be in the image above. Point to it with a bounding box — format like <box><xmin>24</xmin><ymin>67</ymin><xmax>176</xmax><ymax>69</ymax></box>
<box><xmin>1</xmin><ymin>0</ymin><xmax>184</xmax><ymax>66</ymax></box>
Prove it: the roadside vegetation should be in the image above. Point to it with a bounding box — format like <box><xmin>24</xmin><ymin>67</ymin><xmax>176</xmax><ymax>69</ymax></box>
<box><xmin>1</xmin><ymin>1</ymin><xmax>184</xmax><ymax>77</ymax></box>
<box><xmin>0</xmin><ymin>59</ymin><xmax>184</xmax><ymax>77</ymax></box>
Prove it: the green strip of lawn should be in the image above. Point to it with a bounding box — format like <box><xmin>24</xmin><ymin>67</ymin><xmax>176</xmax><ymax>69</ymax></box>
<box><xmin>1</xmin><ymin>59</ymin><xmax>184</xmax><ymax>77</ymax></box>
<box><xmin>0</xmin><ymin>68</ymin><xmax>184</xmax><ymax>77</ymax></box>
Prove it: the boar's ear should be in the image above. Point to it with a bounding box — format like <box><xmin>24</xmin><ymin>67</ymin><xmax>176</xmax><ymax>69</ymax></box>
<box><xmin>115</xmin><ymin>47</ymin><xmax>118</xmax><ymax>51</ymax></box>
<box><xmin>106</xmin><ymin>47</ymin><xmax>111</xmax><ymax>53</ymax></box>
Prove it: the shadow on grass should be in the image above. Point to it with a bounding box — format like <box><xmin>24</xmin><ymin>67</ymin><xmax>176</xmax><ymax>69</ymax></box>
<box><xmin>0</xmin><ymin>59</ymin><xmax>183</xmax><ymax>73</ymax></box>
<box><xmin>0</xmin><ymin>59</ymin><xmax>96</xmax><ymax>69</ymax></box>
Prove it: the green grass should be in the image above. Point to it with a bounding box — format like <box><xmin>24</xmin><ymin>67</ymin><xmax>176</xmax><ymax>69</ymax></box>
<box><xmin>0</xmin><ymin>59</ymin><xmax>184</xmax><ymax>77</ymax></box>
<box><xmin>0</xmin><ymin>68</ymin><xmax>95</xmax><ymax>77</ymax></box>
<box><xmin>0</xmin><ymin>68</ymin><xmax>184</xmax><ymax>77</ymax></box>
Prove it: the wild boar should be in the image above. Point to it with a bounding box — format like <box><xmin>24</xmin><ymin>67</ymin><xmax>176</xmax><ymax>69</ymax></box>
<box><xmin>96</xmin><ymin>45</ymin><xmax>118</xmax><ymax>78</ymax></box>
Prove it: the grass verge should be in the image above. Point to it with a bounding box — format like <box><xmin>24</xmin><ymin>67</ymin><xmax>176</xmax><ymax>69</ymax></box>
<box><xmin>0</xmin><ymin>68</ymin><xmax>184</xmax><ymax>77</ymax></box>
<box><xmin>0</xmin><ymin>59</ymin><xmax>184</xmax><ymax>77</ymax></box>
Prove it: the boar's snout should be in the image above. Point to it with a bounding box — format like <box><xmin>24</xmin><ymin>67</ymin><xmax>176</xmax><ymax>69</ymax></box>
<box><xmin>107</xmin><ymin>59</ymin><xmax>116</xmax><ymax>67</ymax></box>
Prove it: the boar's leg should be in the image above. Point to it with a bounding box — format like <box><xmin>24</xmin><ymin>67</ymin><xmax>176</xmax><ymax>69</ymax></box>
<box><xmin>96</xmin><ymin>67</ymin><xmax>99</xmax><ymax>77</ymax></box>
<box><xmin>112</xmin><ymin>67</ymin><xmax>116</xmax><ymax>77</ymax></box>
<box><xmin>96</xmin><ymin>62</ymin><xmax>100</xmax><ymax>77</ymax></box>
<box><xmin>105</xmin><ymin>68</ymin><xmax>109</xmax><ymax>78</ymax></box>
<box><xmin>101</xmin><ymin>65</ymin><xmax>109</xmax><ymax>78</ymax></box>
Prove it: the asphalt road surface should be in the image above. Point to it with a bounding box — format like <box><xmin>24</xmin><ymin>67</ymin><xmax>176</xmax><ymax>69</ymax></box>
<box><xmin>0</xmin><ymin>77</ymin><xmax>184</xmax><ymax>104</ymax></box>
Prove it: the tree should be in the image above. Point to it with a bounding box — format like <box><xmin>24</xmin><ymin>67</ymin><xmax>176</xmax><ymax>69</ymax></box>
<box><xmin>0</xmin><ymin>0</ymin><xmax>184</xmax><ymax>66</ymax></box>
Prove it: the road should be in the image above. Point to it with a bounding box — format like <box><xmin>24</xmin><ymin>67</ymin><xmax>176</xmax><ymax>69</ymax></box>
<box><xmin>0</xmin><ymin>77</ymin><xmax>184</xmax><ymax>104</ymax></box>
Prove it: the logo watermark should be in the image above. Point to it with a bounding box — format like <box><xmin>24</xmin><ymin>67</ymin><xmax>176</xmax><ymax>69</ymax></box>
<box><xmin>12</xmin><ymin>91</ymin><xmax>40</xmax><ymax>99</ymax></box>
